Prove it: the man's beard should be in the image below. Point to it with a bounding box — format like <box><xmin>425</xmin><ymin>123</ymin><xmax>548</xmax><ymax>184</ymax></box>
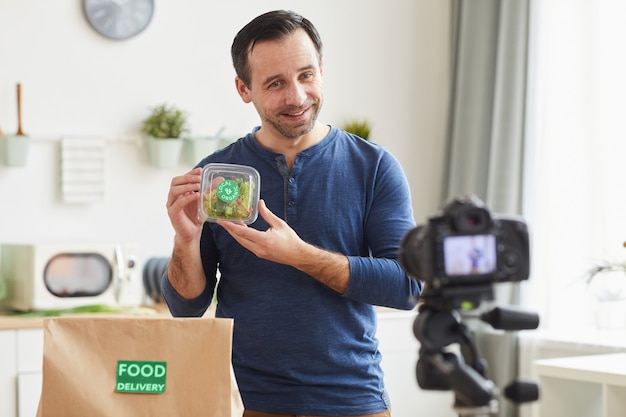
<box><xmin>264</xmin><ymin>102</ymin><xmax>322</xmax><ymax>139</ymax></box>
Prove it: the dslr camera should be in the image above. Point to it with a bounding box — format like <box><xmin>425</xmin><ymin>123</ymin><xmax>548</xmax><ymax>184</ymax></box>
<box><xmin>399</xmin><ymin>196</ymin><xmax>538</xmax><ymax>415</ymax></box>
<box><xmin>400</xmin><ymin>195</ymin><xmax>530</xmax><ymax>305</ymax></box>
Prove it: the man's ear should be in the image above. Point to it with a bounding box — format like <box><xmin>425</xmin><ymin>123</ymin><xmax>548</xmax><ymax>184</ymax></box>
<box><xmin>235</xmin><ymin>77</ymin><xmax>252</xmax><ymax>103</ymax></box>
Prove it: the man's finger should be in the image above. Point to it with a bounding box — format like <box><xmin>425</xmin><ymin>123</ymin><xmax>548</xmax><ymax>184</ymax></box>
<box><xmin>258</xmin><ymin>199</ymin><xmax>281</xmax><ymax>227</ymax></box>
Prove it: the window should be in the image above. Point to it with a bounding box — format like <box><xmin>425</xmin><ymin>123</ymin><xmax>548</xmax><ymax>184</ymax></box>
<box><xmin>523</xmin><ymin>0</ymin><xmax>626</xmax><ymax>328</ymax></box>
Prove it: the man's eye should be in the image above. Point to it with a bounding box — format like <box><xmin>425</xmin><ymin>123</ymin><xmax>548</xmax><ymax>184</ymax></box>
<box><xmin>269</xmin><ymin>80</ymin><xmax>283</xmax><ymax>88</ymax></box>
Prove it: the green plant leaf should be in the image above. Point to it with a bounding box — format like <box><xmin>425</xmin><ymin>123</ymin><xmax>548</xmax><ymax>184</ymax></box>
<box><xmin>142</xmin><ymin>103</ymin><xmax>190</xmax><ymax>139</ymax></box>
<box><xmin>341</xmin><ymin>119</ymin><xmax>372</xmax><ymax>141</ymax></box>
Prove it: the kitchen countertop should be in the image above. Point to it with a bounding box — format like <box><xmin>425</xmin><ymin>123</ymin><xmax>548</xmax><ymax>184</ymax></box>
<box><xmin>0</xmin><ymin>305</ymin><xmax>414</xmax><ymax>330</ymax></box>
<box><xmin>0</xmin><ymin>304</ymin><xmax>175</xmax><ymax>330</ymax></box>
<box><xmin>0</xmin><ymin>315</ymin><xmax>46</xmax><ymax>330</ymax></box>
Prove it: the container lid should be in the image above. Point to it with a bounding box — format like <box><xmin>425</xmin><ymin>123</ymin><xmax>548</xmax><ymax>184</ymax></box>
<box><xmin>198</xmin><ymin>163</ymin><xmax>260</xmax><ymax>224</ymax></box>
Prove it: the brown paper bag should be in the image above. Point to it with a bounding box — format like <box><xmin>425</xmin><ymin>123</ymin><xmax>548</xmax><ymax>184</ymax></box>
<box><xmin>36</xmin><ymin>316</ymin><xmax>244</xmax><ymax>417</ymax></box>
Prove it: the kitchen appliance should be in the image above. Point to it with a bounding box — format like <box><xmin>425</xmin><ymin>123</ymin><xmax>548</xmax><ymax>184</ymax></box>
<box><xmin>0</xmin><ymin>243</ymin><xmax>143</xmax><ymax>311</ymax></box>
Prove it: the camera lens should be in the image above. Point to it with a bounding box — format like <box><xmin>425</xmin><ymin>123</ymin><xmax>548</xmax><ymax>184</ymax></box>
<box><xmin>399</xmin><ymin>226</ymin><xmax>424</xmax><ymax>280</ymax></box>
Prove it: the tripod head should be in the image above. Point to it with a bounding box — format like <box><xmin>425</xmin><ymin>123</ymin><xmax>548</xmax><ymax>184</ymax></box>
<box><xmin>413</xmin><ymin>286</ymin><xmax>540</xmax><ymax>417</ymax></box>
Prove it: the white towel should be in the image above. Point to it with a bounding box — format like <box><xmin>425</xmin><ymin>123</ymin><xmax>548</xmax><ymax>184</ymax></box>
<box><xmin>61</xmin><ymin>137</ymin><xmax>106</xmax><ymax>203</ymax></box>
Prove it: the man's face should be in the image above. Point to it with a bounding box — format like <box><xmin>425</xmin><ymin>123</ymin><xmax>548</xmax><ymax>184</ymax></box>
<box><xmin>237</xmin><ymin>29</ymin><xmax>324</xmax><ymax>140</ymax></box>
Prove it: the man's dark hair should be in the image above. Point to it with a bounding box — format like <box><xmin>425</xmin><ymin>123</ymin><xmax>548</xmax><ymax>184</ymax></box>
<box><xmin>231</xmin><ymin>10</ymin><xmax>323</xmax><ymax>88</ymax></box>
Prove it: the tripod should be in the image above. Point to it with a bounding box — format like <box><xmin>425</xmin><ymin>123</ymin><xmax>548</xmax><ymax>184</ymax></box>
<box><xmin>412</xmin><ymin>286</ymin><xmax>540</xmax><ymax>417</ymax></box>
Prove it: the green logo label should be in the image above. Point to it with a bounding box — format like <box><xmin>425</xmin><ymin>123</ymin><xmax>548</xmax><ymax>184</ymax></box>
<box><xmin>217</xmin><ymin>179</ymin><xmax>240</xmax><ymax>202</ymax></box>
<box><xmin>115</xmin><ymin>360</ymin><xmax>167</xmax><ymax>394</ymax></box>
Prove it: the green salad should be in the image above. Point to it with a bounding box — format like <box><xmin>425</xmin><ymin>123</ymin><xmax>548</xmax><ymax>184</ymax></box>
<box><xmin>203</xmin><ymin>177</ymin><xmax>254</xmax><ymax>220</ymax></box>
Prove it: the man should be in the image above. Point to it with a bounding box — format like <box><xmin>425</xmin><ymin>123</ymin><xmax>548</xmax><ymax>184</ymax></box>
<box><xmin>162</xmin><ymin>10</ymin><xmax>422</xmax><ymax>417</ymax></box>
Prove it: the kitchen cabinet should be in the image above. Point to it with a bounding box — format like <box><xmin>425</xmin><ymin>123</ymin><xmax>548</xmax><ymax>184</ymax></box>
<box><xmin>17</xmin><ymin>372</ymin><xmax>42</xmax><ymax>417</ymax></box>
<box><xmin>0</xmin><ymin>330</ymin><xmax>18</xmax><ymax>417</ymax></box>
<box><xmin>16</xmin><ymin>329</ymin><xmax>43</xmax><ymax>417</ymax></box>
<box><xmin>534</xmin><ymin>353</ymin><xmax>626</xmax><ymax>417</ymax></box>
<box><xmin>0</xmin><ymin>327</ymin><xmax>43</xmax><ymax>417</ymax></box>
<box><xmin>0</xmin><ymin>311</ymin><xmax>457</xmax><ymax>417</ymax></box>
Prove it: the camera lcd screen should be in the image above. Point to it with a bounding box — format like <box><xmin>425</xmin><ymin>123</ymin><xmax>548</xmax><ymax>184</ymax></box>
<box><xmin>443</xmin><ymin>234</ymin><xmax>497</xmax><ymax>276</ymax></box>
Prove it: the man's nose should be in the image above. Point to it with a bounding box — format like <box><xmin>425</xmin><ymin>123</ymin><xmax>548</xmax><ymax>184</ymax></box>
<box><xmin>284</xmin><ymin>82</ymin><xmax>307</xmax><ymax>106</ymax></box>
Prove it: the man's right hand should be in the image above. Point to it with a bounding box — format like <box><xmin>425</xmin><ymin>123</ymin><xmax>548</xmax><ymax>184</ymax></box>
<box><xmin>165</xmin><ymin>167</ymin><xmax>209</xmax><ymax>300</ymax></box>
<box><xmin>166</xmin><ymin>167</ymin><xmax>203</xmax><ymax>243</ymax></box>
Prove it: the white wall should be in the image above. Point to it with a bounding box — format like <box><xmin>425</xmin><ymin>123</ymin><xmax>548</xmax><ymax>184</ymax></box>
<box><xmin>0</xmin><ymin>0</ymin><xmax>450</xmax><ymax>262</ymax></box>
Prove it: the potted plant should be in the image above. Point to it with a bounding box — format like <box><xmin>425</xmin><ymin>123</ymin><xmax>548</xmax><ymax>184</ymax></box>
<box><xmin>182</xmin><ymin>126</ymin><xmax>225</xmax><ymax>166</ymax></box>
<box><xmin>341</xmin><ymin>119</ymin><xmax>372</xmax><ymax>141</ymax></box>
<box><xmin>142</xmin><ymin>103</ymin><xmax>190</xmax><ymax>168</ymax></box>
<box><xmin>584</xmin><ymin>242</ymin><xmax>626</xmax><ymax>328</ymax></box>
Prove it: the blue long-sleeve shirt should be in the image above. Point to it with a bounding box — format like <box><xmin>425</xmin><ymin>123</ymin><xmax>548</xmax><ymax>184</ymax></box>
<box><xmin>162</xmin><ymin>126</ymin><xmax>422</xmax><ymax>415</ymax></box>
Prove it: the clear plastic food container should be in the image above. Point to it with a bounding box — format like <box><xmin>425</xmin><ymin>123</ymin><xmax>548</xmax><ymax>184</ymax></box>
<box><xmin>198</xmin><ymin>163</ymin><xmax>260</xmax><ymax>224</ymax></box>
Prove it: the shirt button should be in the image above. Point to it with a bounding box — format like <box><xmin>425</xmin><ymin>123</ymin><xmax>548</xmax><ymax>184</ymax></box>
<box><xmin>287</xmin><ymin>200</ymin><xmax>295</xmax><ymax>207</ymax></box>
<box><xmin>288</xmin><ymin>177</ymin><xmax>295</xmax><ymax>183</ymax></box>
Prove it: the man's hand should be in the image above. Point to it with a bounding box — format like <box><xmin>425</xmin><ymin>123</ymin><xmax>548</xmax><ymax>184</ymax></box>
<box><xmin>166</xmin><ymin>167</ymin><xmax>207</xmax><ymax>299</ymax></box>
<box><xmin>166</xmin><ymin>167</ymin><xmax>203</xmax><ymax>243</ymax></box>
<box><xmin>218</xmin><ymin>199</ymin><xmax>304</xmax><ymax>264</ymax></box>
<box><xmin>218</xmin><ymin>199</ymin><xmax>350</xmax><ymax>293</ymax></box>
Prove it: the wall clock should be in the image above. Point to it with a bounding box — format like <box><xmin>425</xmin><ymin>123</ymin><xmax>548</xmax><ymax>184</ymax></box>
<box><xmin>83</xmin><ymin>0</ymin><xmax>155</xmax><ymax>41</ymax></box>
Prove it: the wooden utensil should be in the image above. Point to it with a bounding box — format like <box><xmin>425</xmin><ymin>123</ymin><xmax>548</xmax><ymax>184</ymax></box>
<box><xmin>16</xmin><ymin>83</ymin><xmax>24</xmax><ymax>136</ymax></box>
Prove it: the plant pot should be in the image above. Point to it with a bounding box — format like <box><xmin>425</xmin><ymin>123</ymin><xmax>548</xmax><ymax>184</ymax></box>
<box><xmin>587</xmin><ymin>270</ymin><xmax>626</xmax><ymax>329</ymax></box>
<box><xmin>146</xmin><ymin>136</ymin><xmax>182</xmax><ymax>169</ymax></box>
<box><xmin>1</xmin><ymin>134</ymin><xmax>30</xmax><ymax>167</ymax></box>
<box><xmin>182</xmin><ymin>136</ymin><xmax>220</xmax><ymax>166</ymax></box>
<box><xmin>594</xmin><ymin>298</ymin><xmax>626</xmax><ymax>329</ymax></box>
